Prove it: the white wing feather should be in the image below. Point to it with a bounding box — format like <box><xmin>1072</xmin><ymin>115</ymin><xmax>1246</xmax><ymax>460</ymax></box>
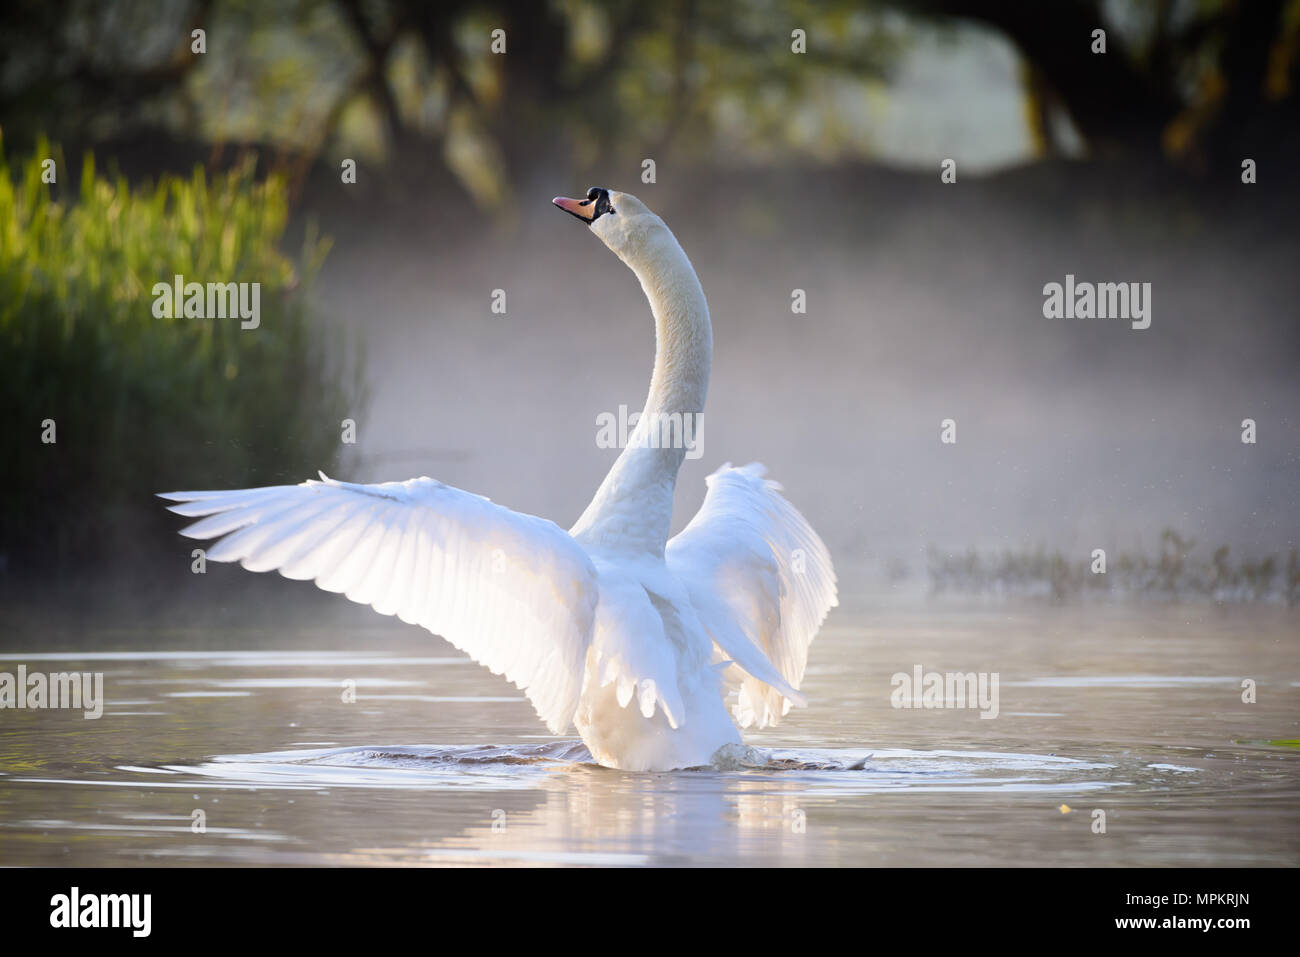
<box><xmin>666</xmin><ymin>463</ymin><xmax>837</xmax><ymax>728</ymax></box>
<box><xmin>159</xmin><ymin>474</ymin><xmax>598</xmax><ymax>733</ymax></box>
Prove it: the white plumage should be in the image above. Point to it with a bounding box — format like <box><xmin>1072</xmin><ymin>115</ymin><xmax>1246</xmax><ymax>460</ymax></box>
<box><xmin>163</xmin><ymin>475</ymin><xmax>598</xmax><ymax>734</ymax></box>
<box><xmin>161</xmin><ymin>188</ymin><xmax>836</xmax><ymax>771</ymax></box>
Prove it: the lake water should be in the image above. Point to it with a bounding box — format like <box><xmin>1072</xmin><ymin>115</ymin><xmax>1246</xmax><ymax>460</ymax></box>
<box><xmin>1</xmin><ymin>599</ymin><xmax>1296</xmax><ymax>866</ymax></box>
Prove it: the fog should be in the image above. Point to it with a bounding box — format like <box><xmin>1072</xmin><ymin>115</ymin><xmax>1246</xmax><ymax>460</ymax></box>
<box><xmin>312</xmin><ymin>164</ymin><xmax>1299</xmax><ymax>582</ymax></box>
<box><xmin>4</xmin><ymin>0</ymin><xmax>1297</xmax><ymax>616</ymax></box>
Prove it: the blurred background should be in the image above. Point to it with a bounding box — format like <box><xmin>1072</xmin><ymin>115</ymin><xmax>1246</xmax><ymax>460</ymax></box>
<box><xmin>2</xmin><ymin>0</ymin><xmax>1298</xmax><ymax>626</ymax></box>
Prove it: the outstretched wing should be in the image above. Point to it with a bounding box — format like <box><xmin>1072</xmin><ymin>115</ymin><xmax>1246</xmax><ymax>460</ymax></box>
<box><xmin>159</xmin><ymin>474</ymin><xmax>598</xmax><ymax>733</ymax></box>
<box><xmin>666</xmin><ymin>463</ymin><xmax>837</xmax><ymax>729</ymax></box>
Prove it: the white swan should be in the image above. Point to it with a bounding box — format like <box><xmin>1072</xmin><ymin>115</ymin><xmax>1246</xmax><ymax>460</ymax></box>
<box><xmin>160</xmin><ymin>187</ymin><xmax>837</xmax><ymax>771</ymax></box>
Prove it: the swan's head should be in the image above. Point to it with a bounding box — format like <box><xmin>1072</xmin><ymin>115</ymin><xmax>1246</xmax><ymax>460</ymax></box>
<box><xmin>552</xmin><ymin>187</ymin><xmax>665</xmax><ymax>263</ymax></box>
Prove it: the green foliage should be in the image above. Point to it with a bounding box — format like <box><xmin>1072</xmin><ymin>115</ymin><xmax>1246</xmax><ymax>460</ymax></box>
<box><xmin>0</xmin><ymin>135</ymin><xmax>361</xmax><ymax>575</ymax></box>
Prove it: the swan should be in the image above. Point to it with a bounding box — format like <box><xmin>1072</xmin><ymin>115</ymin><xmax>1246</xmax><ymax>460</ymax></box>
<box><xmin>160</xmin><ymin>187</ymin><xmax>837</xmax><ymax>771</ymax></box>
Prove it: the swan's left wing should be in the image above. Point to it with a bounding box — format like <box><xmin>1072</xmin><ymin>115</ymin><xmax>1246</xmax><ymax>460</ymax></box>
<box><xmin>159</xmin><ymin>474</ymin><xmax>598</xmax><ymax>733</ymax></box>
<box><xmin>666</xmin><ymin>463</ymin><xmax>837</xmax><ymax>728</ymax></box>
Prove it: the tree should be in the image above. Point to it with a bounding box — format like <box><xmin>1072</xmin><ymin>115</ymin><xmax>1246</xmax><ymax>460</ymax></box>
<box><xmin>896</xmin><ymin>0</ymin><xmax>1300</xmax><ymax>172</ymax></box>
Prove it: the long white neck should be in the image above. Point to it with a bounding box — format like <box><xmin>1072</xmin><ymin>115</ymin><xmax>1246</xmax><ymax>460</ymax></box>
<box><xmin>570</xmin><ymin>227</ymin><xmax>711</xmax><ymax>554</ymax></box>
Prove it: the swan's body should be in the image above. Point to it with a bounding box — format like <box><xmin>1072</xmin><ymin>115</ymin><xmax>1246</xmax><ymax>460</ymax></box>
<box><xmin>161</xmin><ymin>188</ymin><xmax>836</xmax><ymax>771</ymax></box>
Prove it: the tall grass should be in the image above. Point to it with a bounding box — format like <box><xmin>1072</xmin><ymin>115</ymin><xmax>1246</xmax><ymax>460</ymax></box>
<box><xmin>926</xmin><ymin>532</ymin><xmax>1300</xmax><ymax>606</ymax></box>
<box><xmin>0</xmin><ymin>135</ymin><xmax>362</xmax><ymax>577</ymax></box>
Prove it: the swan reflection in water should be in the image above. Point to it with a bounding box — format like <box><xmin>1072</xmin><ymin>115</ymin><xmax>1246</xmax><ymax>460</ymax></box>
<box><xmin>171</xmin><ymin>742</ymin><xmax>1116</xmax><ymax>867</ymax></box>
<box><xmin>189</xmin><ymin>743</ymin><xmax>836</xmax><ymax>865</ymax></box>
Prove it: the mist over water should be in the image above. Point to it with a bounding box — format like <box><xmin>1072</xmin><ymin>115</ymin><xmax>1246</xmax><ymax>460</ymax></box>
<box><xmin>313</xmin><ymin>166</ymin><xmax>1299</xmax><ymax>580</ymax></box>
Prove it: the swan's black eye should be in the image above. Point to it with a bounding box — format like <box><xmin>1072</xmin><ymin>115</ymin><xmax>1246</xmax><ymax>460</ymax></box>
<box><xmin>585</xmin><ymin>187</ymin><xmax>614</xmax><ymax>222</ymax></box>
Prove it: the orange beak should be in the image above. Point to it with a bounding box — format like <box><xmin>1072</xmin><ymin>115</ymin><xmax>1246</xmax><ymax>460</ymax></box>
<box><xmin>553</xmin><ymin>195</ymin><xmax>596</xmax><ymax>223</ymax></box>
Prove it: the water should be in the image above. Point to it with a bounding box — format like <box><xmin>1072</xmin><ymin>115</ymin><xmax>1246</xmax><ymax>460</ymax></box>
<box><xmin>1</xmin><ymin>601</ymin><xmax>1296</xmax><ymax>866</ymax></box>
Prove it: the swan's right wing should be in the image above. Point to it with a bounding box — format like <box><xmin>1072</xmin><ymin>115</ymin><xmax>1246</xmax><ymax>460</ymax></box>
<box><xmin>666</xmin><ymin>463</ymin><xmax>837</xmax><ymax>728</ymax></box>
<box><xmin>159</xmin><ymin>474</ymin><xmax>598</xmax><ymax>733</ymax></box>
